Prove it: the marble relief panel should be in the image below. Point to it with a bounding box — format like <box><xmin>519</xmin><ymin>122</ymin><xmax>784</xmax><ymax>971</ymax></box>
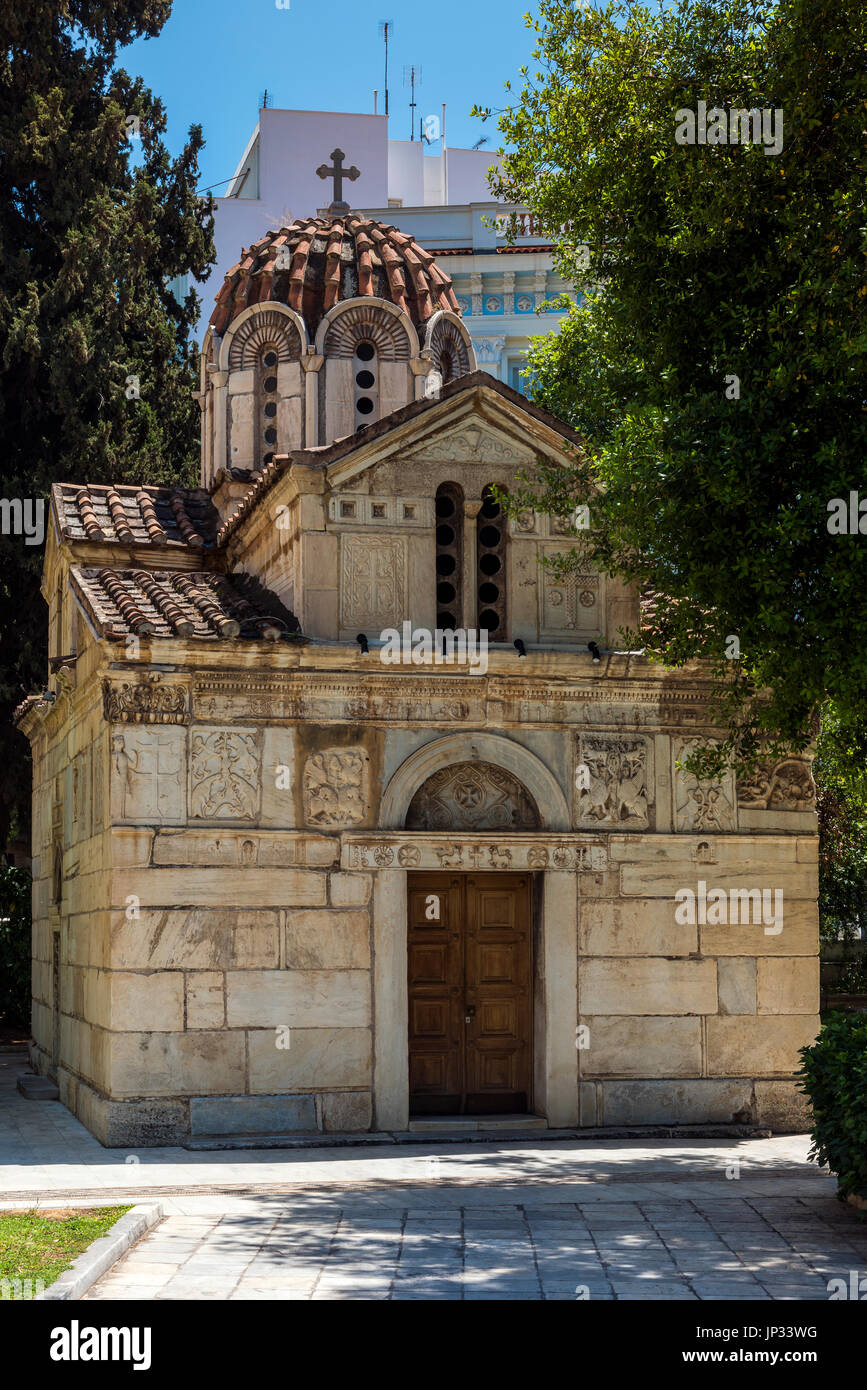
<box><xmin>110</xmin><ymin>727</ymin><xmax>185</xmax><ymax>824</ymax></box>
<box><xmin>737</xmin><ymin>757</ymin><xmax>815</xmax><ymax>811</ymax></box>
<box><xmin>303</xmin><ymin>748</ymin><xmax>369</xmax><ymax>827</ymax></box>
<box><xmin>189</xmin><ymin>729</ymin><xmax>261</xmax><ymax>821</ymax></box>
<box><xmin>575</xmin><ymin>733</ymin><xmax>652</xmax><ymax>829</ymax></box>
<box><xmin>672</xmin><ymin>736</ymin><xmax>737</xmax><ymax>833</ymax></box>
<box><xmin>340</xmin><ymin>534</ymin><xmax>407</xmax><ymax>632</ymax></box>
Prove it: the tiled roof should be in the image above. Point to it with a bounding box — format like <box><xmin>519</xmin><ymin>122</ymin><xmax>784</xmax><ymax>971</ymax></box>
<box><xmin>210</xmin><ymin>214</ymin><xmax>461</xmax><ymax>337</ymax></box>
<box><xmin>70</xmin><ymin>567</ymin><xmax>300</xmax><ymax>641</ymax></box>
<box><xmin>53</xmin><ymin>483</ymin><xmax>219</xmax><ymax>550</ymax></box>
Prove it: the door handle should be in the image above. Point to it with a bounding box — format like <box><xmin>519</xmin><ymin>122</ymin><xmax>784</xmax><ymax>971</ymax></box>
<box><xmin>465</xmin><ymin>1004</ymin><xmax>476</xmax><ymax>1023</ymax></box>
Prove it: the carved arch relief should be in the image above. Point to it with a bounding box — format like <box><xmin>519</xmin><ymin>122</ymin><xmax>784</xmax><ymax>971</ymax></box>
<box><xmin>405</xmin><ymin>761</ymin><xmax>540</xmax><ymax>831</ymax></box>
<box><xmin>221</xmin><ymin>304</ymin><xmax>306</xmax><ymax>371</ymax></box>
<box><xmin>317</xmin><ymin>299</ymin><xmax>418</xmax><ymax>361</ymax></box>
<box><xmin>424</xmin><ymin>310</ymin><xmax>475</xmax><ymax>381</ymax></box>
<box><xmin>381</xmin><ymin>732</ymin><xmax>570</xmax><ymax>831</ymax></box>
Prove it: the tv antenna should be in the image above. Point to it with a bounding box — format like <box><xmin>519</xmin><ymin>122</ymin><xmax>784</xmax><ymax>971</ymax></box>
<box><xmin>260</xmin><ymin>89</ymin><xmax>272</xmax><ymax>109</ymax></box>
<box><xmin>472</xmin><ymin>135</ymin><xmax>489</xmax><ymax>150</ymax></box>
<box><xmin>403</xmin><ymin>65</ymin><xmax>422</xmax><ymax>141</ymax></box>
<box><xmin>378</xmin><ymin>21</ymin><xmax>393</xmax><ymax>117</ymax></box>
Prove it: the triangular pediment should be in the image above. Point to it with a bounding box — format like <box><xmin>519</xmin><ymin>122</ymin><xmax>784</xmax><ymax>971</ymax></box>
<box><xmin>402</xmin><ymin>420</ymin><xmax>535</xmax><ymax>466</ymax></box>
<box><xmin>325</xmin><ymin>375</ymin><xmax>582</xmax><ymax>491</ymax></box>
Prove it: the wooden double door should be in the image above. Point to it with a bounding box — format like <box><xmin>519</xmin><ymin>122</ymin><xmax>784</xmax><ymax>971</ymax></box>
<box><xmin>408</xmin><ymin>873</ymin><xmax>532</xmax><ymax>1115</ymax></box>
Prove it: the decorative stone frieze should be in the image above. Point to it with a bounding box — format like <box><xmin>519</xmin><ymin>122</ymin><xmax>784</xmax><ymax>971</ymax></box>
<box><xmin>341</xmin><ymin>833</ymin><xmax>607</xmax><ymax>873</ymax></box>
<box><xmin>103</xmin><ymin>674</ymin><xmax>188</xmax><ymax>725</ymax></box>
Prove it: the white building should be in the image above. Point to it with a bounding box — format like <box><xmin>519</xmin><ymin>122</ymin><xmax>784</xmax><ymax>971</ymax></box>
<box><xmin>193</xmin><ymin>106</ymin><xmax>575</xmax><ymax>390</ymax></box>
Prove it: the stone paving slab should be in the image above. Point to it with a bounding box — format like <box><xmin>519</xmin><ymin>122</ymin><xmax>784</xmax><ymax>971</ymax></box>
<box><xmin>4</xmin><ymin>1058</ymin><xmax>866</xmax><ymax>1302</ymax></box>
<box><xmin>75</xmin><ymin>1187</ymin><xmax>867</xmax><ymax>1302</ymax></box>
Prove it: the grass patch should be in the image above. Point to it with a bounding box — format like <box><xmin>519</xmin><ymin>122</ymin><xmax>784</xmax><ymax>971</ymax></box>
<box><xmin>0</xmin><ymin>1206</ymin><xmax>132</xmax><ymax>1298</ymax></box>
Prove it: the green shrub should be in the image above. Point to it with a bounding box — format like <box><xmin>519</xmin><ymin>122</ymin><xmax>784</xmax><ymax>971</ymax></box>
<box><xmin>799</xmin><ymin>1011</ymin><xmax>867</xmax><ymax>1202</ymax></box>
<box><xmin>0</xmin><ymin>866</ymin><xmax>31</xmax><ymax>1028</ymax></box>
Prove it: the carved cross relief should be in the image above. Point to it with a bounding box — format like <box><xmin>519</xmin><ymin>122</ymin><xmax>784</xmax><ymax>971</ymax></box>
<box><xmin>405</xmin><ymin>761</ymin><xmax>540</xmax><ymax>832</ymax></box>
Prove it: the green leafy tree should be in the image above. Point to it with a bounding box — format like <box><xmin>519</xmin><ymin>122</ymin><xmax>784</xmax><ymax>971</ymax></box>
<box><xmin>0</xmin><ymin>0</ymin><xmax>215</xmax><ymax>845</ymax></box>
<box><xmin>815</xmin><ymin>708</ymin><xmax>867</xmax><ymax>943</ymax></box>
<box><xmin>0</xmin><ymin>866</ymin><xmax>33</xmax><ymax>1027</ymax></box>
<box><xmin>478</xmin><ymin>0</ymin><xmax>867</xmax><ymax>774</ymax></box>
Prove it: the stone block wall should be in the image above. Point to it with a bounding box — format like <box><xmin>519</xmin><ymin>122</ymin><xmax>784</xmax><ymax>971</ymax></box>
<box><xmin>25</xmin><ymin>648</ymin><xmax>820</xmax><ymax>1146</ymax></box>
<box><xmin>29</xmin><ymin>665</ymin><xmax>112</xmax><ymax>1102</ymax></box>
<box><xmin>576</xmin><ymin>834</ymin><xmax>819</xmax><ymax>1130</ymax></box>
<box><xmin>64</xmin><ymin>825</ymin><xmax>375</xmax><ymax>1146</ymax></box>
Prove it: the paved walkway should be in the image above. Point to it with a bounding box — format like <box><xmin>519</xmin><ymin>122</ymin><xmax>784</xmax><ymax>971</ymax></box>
<box><xmin>81</xmin><ymin>1191</ymin><xmax>867</xmax><ymax>1301</ymax></box>
<box><xmin>3</xmin><ymin>1053</ymin><xmax>866</xmax><ymax>1300</ymax></box>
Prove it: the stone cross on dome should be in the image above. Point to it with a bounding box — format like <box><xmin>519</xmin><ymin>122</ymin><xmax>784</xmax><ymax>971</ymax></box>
<box><xmin>316</xmin><ymin>148</ymin><xmax>360</xmax><ymax>212</ymax></box>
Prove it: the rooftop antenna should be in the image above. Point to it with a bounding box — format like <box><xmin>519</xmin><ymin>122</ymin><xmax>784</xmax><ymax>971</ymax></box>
<box><xmin>404</xmin><ymin>64</ymin><xmax>421</xmax><ymax>142</ymax></box>
<box><xmin>472</xmin><ymin>135</ymin><xmax>488</xmax><ymax>150</ymax></box>
<box><xmin>260</xmin><ymin>89</ymin><xmax>271</xmax><ymax>110</ymax></box>
<box><xmin>378</xmin><ymin>21</ymin><xmax>393</xmax><ymax>117</ymax></box>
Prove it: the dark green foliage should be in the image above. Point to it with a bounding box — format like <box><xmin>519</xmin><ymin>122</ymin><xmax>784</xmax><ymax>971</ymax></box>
<box><xmin>0</xmin><ymin>866</ymin><xmax>32</xmax><ymax>1027</ymax></box>
<box><xmin>800</xmin><ymin>1012</ymin><xmax>867</xmax><ymax>1202</ymax></box>
<box><xmin>0</xmin><ymin>0</ymin><xmax>215</xmax><ymax>844</ymax></box>
<box><xmin>815</xmin><ymin>707</ymin><xmax>867</xmax><ymax>942</ymax></box>
<box><xmin>478</xmin><ymin>0</ymin><xmax>867</xmax><ymax>774</ymax></box>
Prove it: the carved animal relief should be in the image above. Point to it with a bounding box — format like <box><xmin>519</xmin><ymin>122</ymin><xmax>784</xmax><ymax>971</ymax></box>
<box><xmin>577</xmin><ymin>735</ymin><xmax>650</xmax><ymax>828</ymax></box>
<box><xmin>405</xmin><ymin>761</ymin><xmax>540</xmax><ymax>831</ymax></box>
<box><xmin>737</xmin><ymin>757</ymin><xmax>816</xmax><ymax>811</ymax></box>
<box><xmin>303</xmin><ymin>749</ymin><xmax>368</xmax><ymax>826</ymax></box>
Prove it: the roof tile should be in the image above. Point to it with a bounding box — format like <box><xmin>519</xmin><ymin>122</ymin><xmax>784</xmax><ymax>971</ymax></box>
<box><xmin>54</xmin><ymin>484</ymin><xmax>219</xmax><ymax>550</ymax></box>
<box><xmin>70</xmin><ymin>567</ymin><xmax>300</xmax><ymax>642</ymax></box>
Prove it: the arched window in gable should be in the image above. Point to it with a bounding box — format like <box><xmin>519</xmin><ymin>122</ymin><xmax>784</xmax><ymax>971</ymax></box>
<box><xmin>354</xmin><ymin>340</ymin><xmax>379</xmax><ymax>428</ymax></box>
<box><xmin>258</xmin><ymin>345</ymin><xmax>280</xmax><ymax>469</ymax></box>
<box><xmin>435</xmin><ymin>483</ymin><xmax>463</xmax><ymax>630</ymax></box>
<box><xmin>477</xmin><ymin>484</ymin><xmax>508</xmax><ymax>639</ymax></box>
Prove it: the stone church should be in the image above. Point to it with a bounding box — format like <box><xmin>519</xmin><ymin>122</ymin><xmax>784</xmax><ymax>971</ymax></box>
<box><xmin>17</xmin><ymin>179</ymin><xmax>820</xmax><ymax>1145</ymax></box>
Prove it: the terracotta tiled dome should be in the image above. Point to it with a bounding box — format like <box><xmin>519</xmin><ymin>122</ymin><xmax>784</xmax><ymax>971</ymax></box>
<box><xmin>210</xmin><ymin>214</ymin><xmax>462</xmax><ymax>338</ymax></box>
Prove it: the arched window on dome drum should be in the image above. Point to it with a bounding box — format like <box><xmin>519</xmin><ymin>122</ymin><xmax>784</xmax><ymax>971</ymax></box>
<box><xmin>477</xmin><ymin>485</ymin><xmax>508</xmax><ymax>639</ymax></box>
<box><xmin>258</xmin><ymin>346</ymin><xmax>280</xmax><ymax>470</ymax></box>
<box><xmin>354</xmin><ymin>341</ymin><xmax>379</xmax><ymax>429</ymax></box>
<box><xmin>435</xmin><ymin>483</ymin><xmax>463</xmax><ymax>631</ymax></box>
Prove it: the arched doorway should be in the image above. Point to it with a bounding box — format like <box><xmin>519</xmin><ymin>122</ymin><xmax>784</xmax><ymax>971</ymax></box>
<box><xmin>405</xmin><ymin>760</ymin><xmax>536</xmax><ymax>1116</ymax></box>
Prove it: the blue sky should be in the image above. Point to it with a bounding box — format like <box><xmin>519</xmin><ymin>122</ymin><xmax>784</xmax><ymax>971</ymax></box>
<box><xmin>124</xmin><ymin>0</ymin><xmax>540</xmax><ymax>194</ymax></box>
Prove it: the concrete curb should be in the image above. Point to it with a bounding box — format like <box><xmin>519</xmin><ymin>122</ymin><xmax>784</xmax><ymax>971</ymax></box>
<box><xmin>35</xmin><ymin>1202</ymin><xmax>164</xmax><ymax>1301</ymax></box>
